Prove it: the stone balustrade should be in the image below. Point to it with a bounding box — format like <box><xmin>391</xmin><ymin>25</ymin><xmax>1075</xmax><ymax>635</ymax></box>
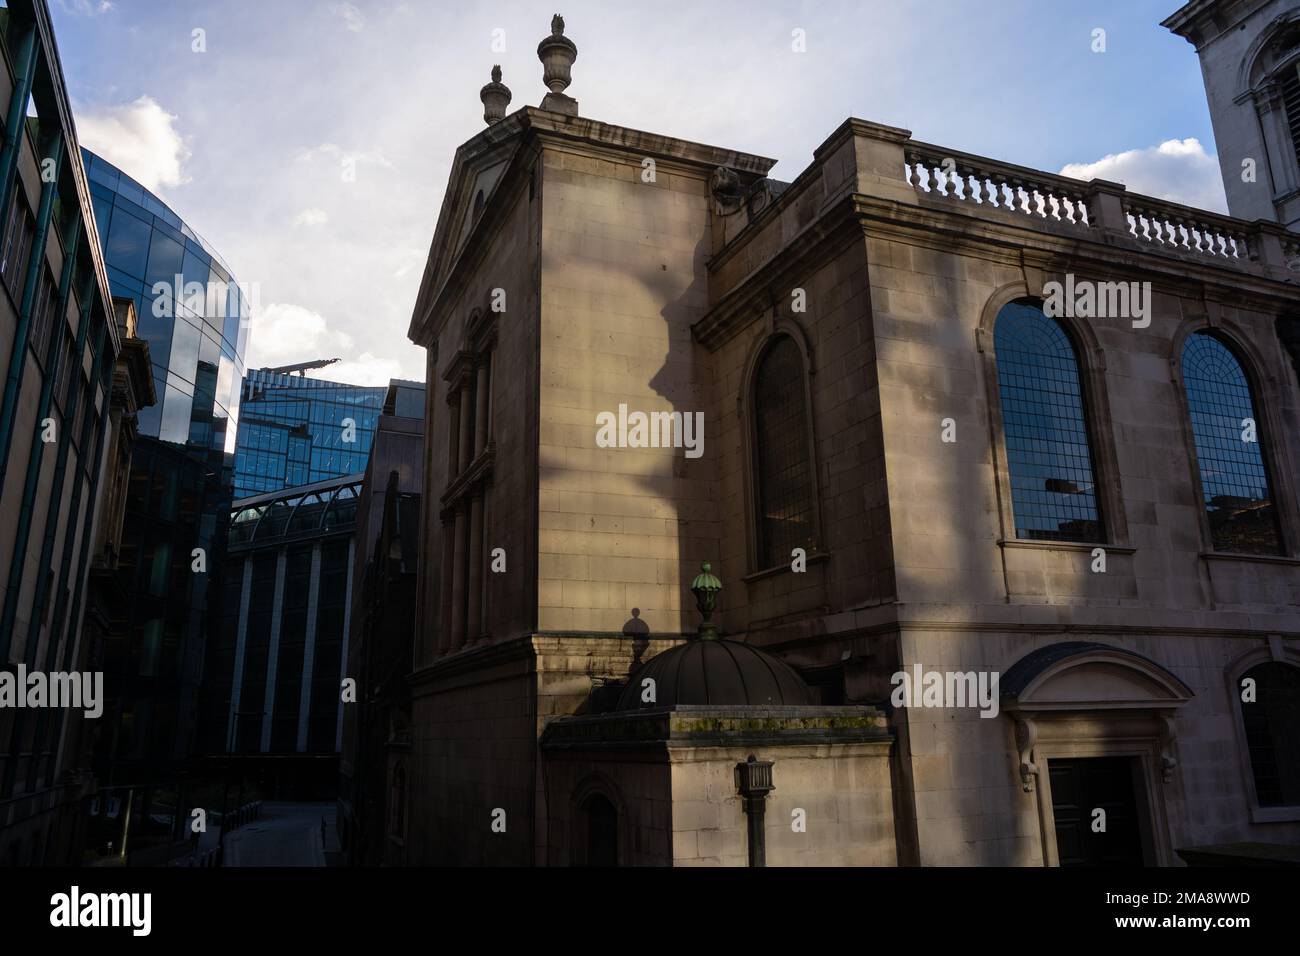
<box><xmin>904</xmin><ymin>142</ymin><xmax>1092</xmax><ymax>229</ymax></box>
<box><xmin>1122</xmin><ymin>195</ymin><xmax>1250</xmax><ymax>260</ymax></box>
<box><xmin>899</xmin><ymin>134</ymin><xmax>1297</xmax><ymax>280</ymax></box>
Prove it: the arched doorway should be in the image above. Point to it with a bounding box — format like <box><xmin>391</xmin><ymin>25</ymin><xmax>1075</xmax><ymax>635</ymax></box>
<box><xmin>1002</xmin><ymin>641</ymin><xmax>1194</xmax><ymax>866</ymax></box>
<box><xmin>580</xmin><ymin>793</ymin><xmax>618</xmax><ymax>867</ymax></box>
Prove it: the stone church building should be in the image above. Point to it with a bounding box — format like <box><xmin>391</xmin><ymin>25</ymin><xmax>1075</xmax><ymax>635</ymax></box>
<box><xmin>397</xmin><ymin>8</ymin><xmax>1300</xmax><ymax>865</ymax></box>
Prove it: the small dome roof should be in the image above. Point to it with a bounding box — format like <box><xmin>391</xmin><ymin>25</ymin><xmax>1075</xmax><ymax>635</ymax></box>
<box><xmin>615</xmin><ymin>639</ymin><xmax>813</xmax><ymax>710</ymax></box>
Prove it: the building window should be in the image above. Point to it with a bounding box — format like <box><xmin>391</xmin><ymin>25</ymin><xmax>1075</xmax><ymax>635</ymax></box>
<box><xmin>752</xmin><ymin>335</ymin><xmax>817</xmax><ymax>569</ymax></box>
<box><xmin>1239</xmin><ymin>663</ymin><xmax>1300</xmax><ymax>807</ymax></box>
<box><xmin>0</xmin><ymin>186</ymin><xmax>34</xmax><ymax>298</ymax></box>
<box><xmin>1181</xmin><ymin>332</ymin><xmax>1282</xmax><ymax>555</ymax></box>
<box><xmin>1281</xmin><ymin>65</ymin><xmax>1300</xmax><ymax>169</ymax></box>
<box><xmin>994</xmin><ymin>300</ymin><xmax>1103</xmax><ymax>543</ymax></box>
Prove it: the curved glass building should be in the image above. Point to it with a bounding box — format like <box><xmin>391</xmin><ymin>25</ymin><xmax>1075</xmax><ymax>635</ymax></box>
<box><xmin>81</xmin><ymin>149</ymin><xmax>251</xmax><ymax>817</ymax></box>
<box><xmin>83</xmin><ymin>148</ymin><xmax>249</xmax><ymax>475</ymax></box>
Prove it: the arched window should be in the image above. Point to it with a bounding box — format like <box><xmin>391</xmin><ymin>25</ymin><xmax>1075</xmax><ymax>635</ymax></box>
<box><xmin>1238</xmin><ymin>663</ymin><xmax>1300</xmax><ymax>807</ymax></box>
<box><xmin>580</xmin><ymin>793</ymin><xmax>618</xmax><ymax>867</ymax></box>
<box><xmin>993</xmin><ymin>300</ymin><xmax>1103</xmax><ymax>543</ymax></box>
<box><xmin>1181</xmin><ymin>332</ymin><xmax>1282</xmax><ymax>555</ymax></box>
<box><xmin>752</xmin><ymin>335</ymin><xmax>817</xmax><ymax>569</ymax></box>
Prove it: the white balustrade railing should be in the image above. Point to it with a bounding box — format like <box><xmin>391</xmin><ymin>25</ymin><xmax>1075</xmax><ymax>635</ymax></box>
<box><xmin>904</xmin><ymin>144</ymin><xmax>1092</xmax><ymax>229</ymax></box>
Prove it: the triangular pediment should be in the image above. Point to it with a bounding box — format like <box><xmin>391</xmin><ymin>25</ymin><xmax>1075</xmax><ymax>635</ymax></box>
<box><xmin>408</xmin><ymin>111</ymin><xmax>530</xmax><ymax>342</ymax></box>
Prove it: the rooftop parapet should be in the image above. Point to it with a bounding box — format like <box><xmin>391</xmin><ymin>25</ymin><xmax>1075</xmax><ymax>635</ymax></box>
<box><xmin>900</xmin><ymin>135</ymin><xmax>1299</xmax><ymax>279</ymax></box>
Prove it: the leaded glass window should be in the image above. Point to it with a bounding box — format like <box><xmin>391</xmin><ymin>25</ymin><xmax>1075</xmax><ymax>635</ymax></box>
<box><xmin>753</xmin><ymin>335</ymin><xmax>816</xmax><ymax>569</ymax></box>
<box><xmin>994</xmin><ymin>301</ymin><xmax>1103</xmax><ymax>543</ymax></box>
<box><xmin>1181</xmin><ymin>332</ymin><xmax>1282</xmax><ymax>555</ymax></box>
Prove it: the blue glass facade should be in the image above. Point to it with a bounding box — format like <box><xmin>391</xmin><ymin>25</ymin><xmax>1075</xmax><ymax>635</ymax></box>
<box><xmin>233</xmin><ymin>369</ymin><xmax>386</xmax><ymax>499</ymax></box>
<box><xmin>83</xmin><ymin>149</ymin><xmax>249</xmax><ymax>476</ymax></box>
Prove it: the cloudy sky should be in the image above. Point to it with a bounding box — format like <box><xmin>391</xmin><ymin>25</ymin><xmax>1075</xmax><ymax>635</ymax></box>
<box><xmin>50</xmin><ymin>0</ymin><xmax>1224</xmax><ymax>385</ymax></box>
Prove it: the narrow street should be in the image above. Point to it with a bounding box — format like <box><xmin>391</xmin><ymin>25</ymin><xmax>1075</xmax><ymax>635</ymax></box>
<box><xmin>222</xmin><ymin>802</ymin><xmax>339</xmax><ymax>867</ymax></box>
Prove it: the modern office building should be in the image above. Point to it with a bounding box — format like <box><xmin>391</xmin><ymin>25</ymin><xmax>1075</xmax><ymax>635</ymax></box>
<box><xmin>83</xmin><ymin>148</ymin><xmax>249</xmax><ymax>477</ymax></box>
<box><xmin>201</xmin><ymin>471</ymin><xmax>363</xmax><ymax>798</ymax></box>
<box><xmin>232</xmin><ymin>368</ymin><xmax>386</xmax><ymax>499</ymax></box>
<box><xmin>0</xmin><ymin>0</ymin><xmax>151</xmax><ymax>866</ymax></box>
<box><xmin>401</xmin><ymin>17</ymin><xmax>1300</xmax><ymax>866</ymax></box>
<box><xmin>338</xmin><ymin>380</ymin><xmax>424</xmax><ymax>865</ymax></box>
<box><xmin>80</xmin><ymin>145</ymin><xmax>252</xmax><ymax>858</ymax></box>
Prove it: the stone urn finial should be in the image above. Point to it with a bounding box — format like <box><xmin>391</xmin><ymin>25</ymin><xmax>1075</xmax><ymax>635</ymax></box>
<box><xmin>480</xmin><ymin>64</ymin><xmax>512</xmax><ymax>125</ymax></box>
<box><xmin>537</xmin><ymin>13</ymin><xmax>579</xmax><ymax>116</ymax></box>
<box><xmin>690</xmin><ymin>562</ymin><xmax>722</xmax><ymax>640</ymax></box>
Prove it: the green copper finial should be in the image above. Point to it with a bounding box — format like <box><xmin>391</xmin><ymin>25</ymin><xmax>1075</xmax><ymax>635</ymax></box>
<box><xmin>690</xmin><ymin>562</ymin><xmax>722</xmax><ymax>640</ymax></box>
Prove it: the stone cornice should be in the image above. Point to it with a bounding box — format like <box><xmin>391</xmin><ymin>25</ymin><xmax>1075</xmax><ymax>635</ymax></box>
<box><xmin>441</xmin><ymin>350</ymin><xmax>475</xmax><ymax>396</ymax></box>
<box><xmin>409</xmin><ymin>108</ymin><xmax>779</xmax><ymax>347</ymax></box>
<box><xmin>693</xmin><ymin>193</ymin><xmax>866</xmax><ymax>350</ymax></box>
<box><xmin>116</xmin><ymin>338</ymin><xmax>154</xmax><ymax>412</ymax></box>
<box><xmin>855</xmin><ymin>192</ymin><xmax>1300</xmax><ymax>310</ymax></box>
<box><xmin>739</xmin><ymin>606</ymin><xmax>1300</xmax><ymax>660</ymax></box>
<box><xmin>540</xmin><ymin>705</ymin><xmax>892</xmax><ymax>752</ymax></box>
<box><xmin>439</xmin><ymin>443</ymin><xmax>495</xmax><ymax>516</ymax></box>
<box><xmin>1162</xmin><ymin>0</ymin><xmax>1248</xmax><ymax>47</ymax></box>
<box><xmin>522</xmin><ymin>107</ymin><xmax>776</xmax><ymax>175</ymax></box>
<box><xmin>814</xmin><ymin>117</ymin><xmax>912</xmax><ymax>162</ymax></box>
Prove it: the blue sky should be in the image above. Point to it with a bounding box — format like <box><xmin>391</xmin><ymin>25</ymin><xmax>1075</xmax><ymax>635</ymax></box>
<box><xmin>49</xmin><ymin>0</ymin><xmax>1224</xmax><ymax>384</ymax></box>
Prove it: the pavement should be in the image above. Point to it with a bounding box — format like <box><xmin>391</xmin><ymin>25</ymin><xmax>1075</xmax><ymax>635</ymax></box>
<box><xmin>222</xmin><ymin>802</ymin><xmax>338</xmax><ymax>867</ymax></box>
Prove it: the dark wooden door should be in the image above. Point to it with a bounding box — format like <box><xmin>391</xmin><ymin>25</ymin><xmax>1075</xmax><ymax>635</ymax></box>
<box><xmin>1049</xmin><ymin>757</ymin><xmax>1145</xmax><ymax>866</ymax></box>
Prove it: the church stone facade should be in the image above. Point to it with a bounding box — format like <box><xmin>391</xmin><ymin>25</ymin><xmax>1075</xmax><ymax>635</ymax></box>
<box><xmin>402</xmin><ymin>15</ymin><xmax>1300</xmax><ymax>866</ymax></box>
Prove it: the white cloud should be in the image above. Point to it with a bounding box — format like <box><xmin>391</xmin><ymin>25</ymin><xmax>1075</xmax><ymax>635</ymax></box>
<box><xmin>77</xmin><ymin>96</ymin><xmax>189</xmax><ymax>191</ymax></box>
<box><xmin>331</xmin><ymin>3</ymin><xmax>365</xmax><ymax>33</ymax></box>
<box><xmin>1060</xmin><ymin>138</ymin><xmax>1228</xmax><ymax>214</ymax></box>
<box><xmin>294</xmin><ymin>208</ymin><xmax>329</xmax><ymax>227</ymax></box>
<box><xmin>57</xmin><ymin>0</ymin><xmax>115</xmax><ymax>15</ymax></box>
<box><xmin>330</xmin><ymin>354</ymin><xmax>405</xmax><ymax>387</ymax></box>
<box><xmin>297</xmin><ymin>142</ymin><xmax>395</xmax><ymax>171</ymax></box>
<box><xmin>245</xmin><ymin>302</ymin><xmax>399</xmax><ymax>386</ymax></box>
<box><xmin>246</xmin><ymin>302</ymin><xmax>351</xmax><ymax>367</ymax></box>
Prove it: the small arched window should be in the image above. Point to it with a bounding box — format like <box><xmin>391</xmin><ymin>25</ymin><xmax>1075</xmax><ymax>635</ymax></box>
<box><xmin>1239</xmin><ymin>663</ymin><xmax>1300</xmax><ymax>807</ymax></box>
<box><xmin>752</xmin><ymin>335</ymin><xmax>817</xmax><ymax>569</ymax></box>
<box><xmin>1181</xmin><ymin>332</ymin><xmax>1282</xmax><ymax>555</ymax></box>
<box><xmin>993</xmin><ymin>300</ymin><xmax>1103</xmax><ymax>543</ymax></box>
